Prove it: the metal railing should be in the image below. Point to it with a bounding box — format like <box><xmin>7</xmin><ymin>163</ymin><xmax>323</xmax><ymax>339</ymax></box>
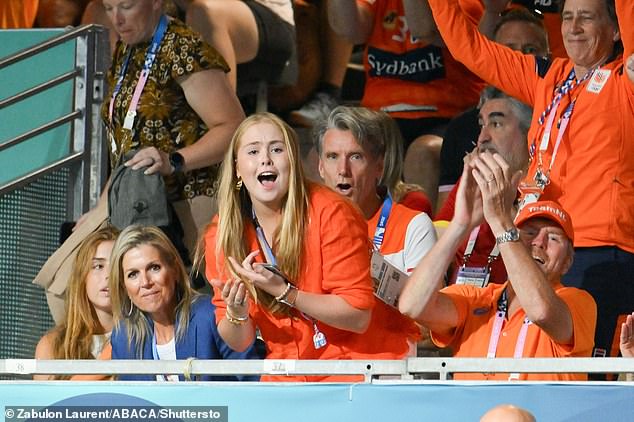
<box><xmin>2</xmin><ymin>358</ymin><xmax>633</xmax><ymax>382</ymax></box>
<box><xmin>0</xmin><ymin>24</ymin><xmax>109</xmax><ymax>209</ymax></box>
<box><xmin>0</xmin><ymin>25</ymin><xmax>110</xmax><ymax>363</ymax></box>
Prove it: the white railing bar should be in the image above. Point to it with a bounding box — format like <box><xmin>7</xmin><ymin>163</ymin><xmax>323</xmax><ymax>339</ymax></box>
<box><xmin>408</xmin><ymin>357</ymin><xmax>634</xmax><ymax>374</ymax></box>
<box><xmin>0</xmin><ymin>69</ymin><xmax>80</xmax><ymax>109</ymax></box>
<box><xmin>2</xmin><ymin>358</ymin><xmax>632</xmax><ymax>379</ymax></box>
<box><xmin>1</xmin><ymin>360</ymin><xmax>407</xmax><ymax>381</ymax></box>
<box><xmin>0</xmin><ymin>151</ymin><xmax>85</xmax><ymax>196</ymax></box>
<box><xmin>0</xmin><ymin>110</ymin><xmax>82</xmax><ymax>153</ymax></box>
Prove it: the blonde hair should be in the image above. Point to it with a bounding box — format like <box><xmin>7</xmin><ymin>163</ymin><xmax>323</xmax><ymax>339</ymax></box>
<box><xmin>109</xmin><ymin>225</ymin><xmax>197</xmax><ymax>356</ymax></box>
<box><xmin>48</xmin><ymin>226</ymin><xmax>119</xmax><ymax>378</ymax></box>
<box><xmin>215</xmin><ymin>112</ymin><xmax>309</xmax><ymax>314</ymax></box>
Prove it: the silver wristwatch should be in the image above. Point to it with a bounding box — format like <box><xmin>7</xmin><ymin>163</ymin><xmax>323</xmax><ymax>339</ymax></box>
<box><xmin>495</xmin><ymin>227</ymin><xmax>520</xmax><ymax>244</ymax></box>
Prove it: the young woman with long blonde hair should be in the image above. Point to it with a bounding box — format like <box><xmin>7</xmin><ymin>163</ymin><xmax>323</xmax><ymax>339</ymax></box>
<box><xmin>205</xmin><ymin>112</ymin><xmax>409</xmax><ymax>382</ymax></box>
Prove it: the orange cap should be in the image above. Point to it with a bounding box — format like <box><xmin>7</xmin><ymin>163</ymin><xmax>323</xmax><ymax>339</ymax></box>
<box><xmin>515</xmin><ymin>200</ymin><xmax>574</xmax><ymax>242</ymax></box>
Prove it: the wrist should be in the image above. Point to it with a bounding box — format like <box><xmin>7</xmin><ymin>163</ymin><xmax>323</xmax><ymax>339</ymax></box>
<box><xmin>225</xmin><ymin>307</ymin><xmax>249</xmax><ymax>325</ymax></box>
<box><xmin>169</xmin><ymin>151</ymin><xmax>185</xmax><ymax>175</ymax></box>
<box><xmin>489</xmin><ymin>215</ymin><xmax>516</xmax><ymax>238</ymax></box>
<box><xmin>447</xmin><ymin>220</ymin><xmax>472</xmax><ymax>239</ymax></box>
<box><xmin>275</xmin><ymin>283</ymin><xmax>298</xmax><ymax>308</ymax></box>
<box><xmin>495</xmin><ymin>226</ymin><xmax>520</xmax><ymax>245</ymax></box>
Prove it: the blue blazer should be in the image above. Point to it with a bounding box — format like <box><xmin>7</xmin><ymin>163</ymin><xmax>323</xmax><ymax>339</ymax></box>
<box><xmin>111</xmin><ymin>294</ymin><xmax>261</xmax><ymax>381</ymax></box>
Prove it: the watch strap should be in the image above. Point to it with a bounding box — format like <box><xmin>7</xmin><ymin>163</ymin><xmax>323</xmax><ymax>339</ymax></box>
<box><xmin>495</xmin><ymin>227</ymin><xmax>520</xmax><ymax>244</ymax></box>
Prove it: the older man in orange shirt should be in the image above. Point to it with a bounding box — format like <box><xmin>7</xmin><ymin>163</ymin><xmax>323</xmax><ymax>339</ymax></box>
<box><xmin>400</xmin><ymin>150</ymin><xmax>597</xmax><ymax>381</ymax></box>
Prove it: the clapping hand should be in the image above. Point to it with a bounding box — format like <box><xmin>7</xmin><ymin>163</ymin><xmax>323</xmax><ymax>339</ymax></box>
<box><xmin>452</xmin><ymin>151</ymin><xmax>484</xmax><ymax>232</ymax></box>
<box><xmin>621</xmin><ymin>312</ymin><xmax>634</xmax><ymax>358</ymax></box>
<box><xmin>470</xmin><ymin>151</ymin><xmax>523</xmax><ymax>232</ymax></box>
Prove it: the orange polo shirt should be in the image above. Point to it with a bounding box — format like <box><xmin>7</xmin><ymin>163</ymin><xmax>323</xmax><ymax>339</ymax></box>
<box><xmin>432</xmin><ymin>282</ymin><xmax>597</xmax><ymax>381</ymax></box>
<box><xmin>206</xmin><ymin>184</ymin><xmax>412</xmax><ymax>382</ymax></box>
<box><xmin>428</xmin><ymin>0</ymin><xmax>634</xmax><ymax>253</ymax></box>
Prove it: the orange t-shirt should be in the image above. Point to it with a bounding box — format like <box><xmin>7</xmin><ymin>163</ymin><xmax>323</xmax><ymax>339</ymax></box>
<box><xmin>358</xmin><ymin>0</ymin><xmax>484</xmax><ymax>119</ymax></box>
<box><xmin>0</xmin><ymin>0</ymin><xmax>38</xmax><ymax>28</ymax></box>
<box><xmin>428</xmin><ymin>0</ymin><xmax>634</xmax><ymax>253</ymax></box>
<box><xmin>205</xmin><ymin>184</ymin><xmax>412</xmax><ymax>382</ymax></box>
<box><xmin>432</xmin><ymin>282</ymin><xmax>597</xmax><ymax>381</ymax></box>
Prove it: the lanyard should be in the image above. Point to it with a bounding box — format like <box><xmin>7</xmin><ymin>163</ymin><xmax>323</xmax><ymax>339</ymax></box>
<box><xmin>151</xmin><ymin>332</ymin><xmax>173</xmax><ymax>382</ymax></box>
<box><xmin>486</xmin><ymin>288</ymin><xmax>532</xmax><ymax>380</ymax></box>
<box><xmin>251</xmin><ymin>209</ymin><xmax>327</xmax><ymax>349</ymax></box>
<box><xmin>534</xmin><ymin>67</ymin><xmax>595</xmax><ymax>187</ymax></box>
<box><xmin>462</xmin><ymin>225</ymin><xmax>500</xmax><ymax>268</ymax></box>
<box><xmin>108</xmin><ymin>14</ymin><xmax>169</xmax><ymax>133</ymax></box>
<box><xmin>372</xmin><ymin>194</ymin><xmax>393</xmax><ymax>250</ymax></box>
<box><xmin>252</xmin><ymin>209</ymin><xmax>277</xmax><ymax>266</ymax></box>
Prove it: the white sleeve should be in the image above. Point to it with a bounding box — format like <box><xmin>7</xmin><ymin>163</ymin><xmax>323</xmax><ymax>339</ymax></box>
<box><xmin>402</xmin><ymin>212</ymin><xmax>437</xmax><ymax>273</ymax></box>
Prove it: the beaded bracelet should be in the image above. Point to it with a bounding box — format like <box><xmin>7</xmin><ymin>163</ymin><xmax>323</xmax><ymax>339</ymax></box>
<box><xmin>274</xmin><ymin>283</ymin><xmax>292</xmax><ymax>302</ymax></box>
<box><xmin>275</xmin><ymin>283</ymin><xmax>298</xmax><ymax>308</ymax></box>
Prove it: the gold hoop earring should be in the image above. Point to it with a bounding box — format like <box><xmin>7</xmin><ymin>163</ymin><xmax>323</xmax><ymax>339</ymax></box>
<box><xmin>235</xmin><ymin>177</ymin><xmax>243</xmax><ymax>191</ymax></box>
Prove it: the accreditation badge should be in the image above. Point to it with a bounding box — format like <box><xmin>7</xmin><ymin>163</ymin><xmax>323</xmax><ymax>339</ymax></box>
<box><xmin>587</xmin><ymin>69</ymin><xmax>611</xmax><ymax>94</ymax></box>
<box><xmin>455</xmin><ymin>266</ymin><xmax>490</xmax><ymax>287</ymax></box>
<box><xmin>109</xmin><ymin>129</ymin><xmax>118</xmax><ymax>156</ymax></box>
<box><xmin>370</xmin><ymin>251</ymin><xmax>408</xmax><ymax>307</ymax></box>
<box><xmin>517</xmin><ymin>181</ymin><xmax>543</xmax><ymax>212</ymax></box>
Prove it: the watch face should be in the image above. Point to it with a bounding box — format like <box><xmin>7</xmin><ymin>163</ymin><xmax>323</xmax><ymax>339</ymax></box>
<box><xmin>170</xmin><ymin>152</ymin><xmax>184</xmax><ymax>172</ymax></box>
<box><xmin>497</xmin><ymin>228</ymin><xmax>520</xmax><ymax>244</ymax></box>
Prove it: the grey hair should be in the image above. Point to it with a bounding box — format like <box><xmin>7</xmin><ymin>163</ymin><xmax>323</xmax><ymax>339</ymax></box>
<box><xmin>561</xmin><ymin>0</ymin><xmax>617</xmax><ymax>25</ymax></box>
<box><xmin>313</xmin><ymin>105</ymin><xmax>404</xmax><ymax>191</ymax></box>
<box><xmin>478</xmin><ymin>86</ymin><xmax>533</xmax><ymax>136</ymax></box>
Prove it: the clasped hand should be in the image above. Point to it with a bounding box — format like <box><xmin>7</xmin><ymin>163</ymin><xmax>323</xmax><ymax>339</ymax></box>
<box><xmin>227</xmin><ymin>251</ymin><xmax>288</xmax><ymax>299</ymax></box>
<box><xmin>454</xmin><ymin>150</ymin><xmax>522</xmax><ymax>233</ymax></box>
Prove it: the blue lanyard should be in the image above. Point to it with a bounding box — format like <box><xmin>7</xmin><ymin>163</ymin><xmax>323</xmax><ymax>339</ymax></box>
<box><xmin>252</xmin><ymin>209</ymin><xmax>277</xmax><ymax>265</ymax></box>
<box><xmin>151</xmin><ymin>333</ymin><xmax>160</xmax><ymax>360</ymax></box>
<box><xmin>108</xmin><ymin>14</ymin><xmax>169</xmax><ymax>128</ymax></box>
<box><xmin>372</xmin><ymin>194</ymin><xmax>393</xmax><ymax>250</ymax></box>
<box><xmin>151</xmin><ymin>333</ymin><xmax>171</xmax><ymax>382</ymax></box>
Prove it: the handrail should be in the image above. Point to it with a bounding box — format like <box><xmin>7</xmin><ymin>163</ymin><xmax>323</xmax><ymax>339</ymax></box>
<box><xmin>0</xmin><ymin>151</ymin><xmax>85</xmax><ymax>196</ymax></box>
<box><xmin>0</xmin><ymin>110</ymin><xmax>82</xmax><ymax>153</ymax></box>
<box><xmin>0</xmin><ymin>68</ymin><xmax>80</xmax><ymax>110</ymax></box>
<box><xmin>0</xmin><ymin>25</ymin><xmax>104</xmax><ymax>70</ymax></box>
<box><xmin>2</xmin><ymin>358</ymin><xmax>633</xmax><ymax>382</ymax></box>
<box><xmin>0</xmin><ymin>25</ymin><xmax>106</xmax><ymax>198</ymax></box>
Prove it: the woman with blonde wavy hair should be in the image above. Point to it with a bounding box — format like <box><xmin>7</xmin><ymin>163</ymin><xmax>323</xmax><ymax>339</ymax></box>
<box><xmin>34</xmin><ymin>226</ymin><xmax>119</xmax><ymax>380</ymax></box>
<box><xmin>204</xmin><ymin>112</ymin><xmax>402</xmax><ymax>382</ymax></box>
<box><xmin>108</xmin><ymin>225</ymin><xmax>259</xmax><ymax>381</ymax></box>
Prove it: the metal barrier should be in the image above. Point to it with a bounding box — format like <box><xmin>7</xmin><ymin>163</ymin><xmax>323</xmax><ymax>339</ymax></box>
<box><xmin>2</xmin><ymin>358</ymin><xmax>633</xmax><ymax>382</ymax></box>
<box><xmin>0</xmin><ymin>25</ymin><xmax>109</xmax><ymax>362</ymax></box>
